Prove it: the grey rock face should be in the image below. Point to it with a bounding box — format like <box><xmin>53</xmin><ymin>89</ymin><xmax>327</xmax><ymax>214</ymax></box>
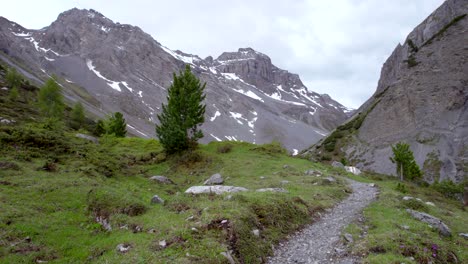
<box><xmin>149</xmin><ymin>175</ymin><xmax>173</xmax><ymax>184</ymax></box>
<box><xmin>203</xmin><ymin>173</ymin><xmax>224</xmax><ymax>185</ymax></box>
<box><xmin>0</xmin><ymin>8</ymin><xmax>349</xmax><ymax>152</ymax></box>
<box><xmin>406</xmin><ymin>209</ymin><xmax>451</xmax><ymax>237</ymax></box>
<box><xmin>185</xmin><ymin>186</ymin><xmax>248</xmax><ymax>195</ymax></box>
<box><xmin>311</xmin><ymin>0</ymin><xmax>468</xmax><ymax>183</ymax></box>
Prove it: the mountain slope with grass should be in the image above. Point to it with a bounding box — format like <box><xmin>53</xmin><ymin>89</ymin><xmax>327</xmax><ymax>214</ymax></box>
<box><xmin>0</xmin><ymin>63</ymin><xmax>350</xmax><ymax>263</ymax></box>
<box><xmin>1</xmin><ymin>62</ymin><xmax>467</xmax><ymax>263</ymax></box>
<box><xmin>305</xmin><ymin>0</ymin><xmax>468</xmax><ymax>183</ymax></box>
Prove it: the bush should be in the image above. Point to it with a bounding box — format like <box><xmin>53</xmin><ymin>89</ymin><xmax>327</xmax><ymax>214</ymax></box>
<box><xmin>217</xmin><ymin>143</ymin><xmax>233</xmax><ymax>154</ymax></box>
<box><xmin>432</xmin><ymin>180</ymin><xmax>464</xmax><ymax>200</ymax></box>
<box><xmin>251</xmin><ymin>141</ymin><xmax>287</xmax><ymax>155</ymax></box>
<box><xmin>401</xmin><ymin>199</ymin><xmax>429</xmax><ymax>213</ymax></box>
<box><xmin>87</xmin><ymin>187</ymin><xmax>147</xmax><ymax>218</ymax></box>
<box><xmin>395</xmin><ymin>182</ymin><xmax>408</xmax><ymax>193</ymax></box>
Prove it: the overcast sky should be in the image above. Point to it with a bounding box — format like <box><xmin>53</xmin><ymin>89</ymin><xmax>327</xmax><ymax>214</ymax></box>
<box><xmin>2</xmin><ymin>0</ymin><xmax>444</xmax><ymax>108</ymax></box>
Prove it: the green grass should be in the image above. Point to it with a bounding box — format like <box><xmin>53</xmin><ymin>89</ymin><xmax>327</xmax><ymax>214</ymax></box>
<box><xmin>344</xmin><ymin>174</ymin><xmax>468</xmax><ymax>263</ymax></box>
<box><xmin>0</xmin><ymin>127</ymin><xmax>349</xmax><ymax>263</ymax></box>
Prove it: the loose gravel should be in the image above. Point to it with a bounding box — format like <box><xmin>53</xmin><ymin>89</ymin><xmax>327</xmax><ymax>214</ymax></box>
<box><xmin>267</xmin><ymin>179</ymin><xmax>378</xmax><ymax>264</ymax></box>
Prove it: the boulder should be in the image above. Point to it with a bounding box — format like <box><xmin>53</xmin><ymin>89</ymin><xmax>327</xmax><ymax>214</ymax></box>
<box><xmin>305</xmin><ymin>169</ymin><xmax>322</xmax><ymax>176</ymax></box>
<box><xmin>252</xmin><ymin>229</ymin><xmax>260</xmax><ymax>237</ymax></box>
<box><xmin>344</xmin><ymin>233</ymin><xmax>354</xmax><ymax>243</ymax></box>
<box><xmin>75</xmin><ymin>133</ymin><xmax>98</xmax><ymax>144</ymax></box>
<box><xmin>256</xmin><ymin>188</ymin><xmax>288</xmax><ymax>193</ymax></box>
<box><xmin>204</xmin><ymin>173</ymin><xmax>224</xmax><ymax>185</ymax></box>
<box><xmin>149</xmin><ymin>175</ymin><xmax>174</xmax><ymax>184</ymax></box>
<box><xmin>345</xmin><ymin>166</ymin><xmax>361</xmax><ymax>175</ymax></box>
<box><xmin>185</xmin><ymin>186</ymin><xmax>248</xmax><ymax>195</ymax></box>
<box><xmin>116</xmin><ymin>243</ymin><xmax>131</xmax><ymax>253</ymax></box>
<box><xmin>459</xmin><ymin>233</ymin><xmax>468</xmax><ymax>240</ymax></box>
<box><xmin>150</xmin><ymin>195</ymin><xmax>165</xmax><ymax>204</ymax></box>
<box><xmin>332</xmin><ymin>161</ymin><xmax>345</xmax><ymax>168</ymax></box>
<box><xmin>323</xmin><ymin>177</ymin><xmax>337</xmax><ymax>183</ymax></box>
<box><xmin>406</xmin><ymin>209</ymin><xmax>451</xmax><ymax>237</ymax></box>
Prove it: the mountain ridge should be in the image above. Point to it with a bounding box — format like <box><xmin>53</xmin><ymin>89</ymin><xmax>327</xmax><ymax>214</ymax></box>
<box><xmin>0</xmin><ymin>8</ymin><xmax>349</xmax><ymax>151</ymax></box>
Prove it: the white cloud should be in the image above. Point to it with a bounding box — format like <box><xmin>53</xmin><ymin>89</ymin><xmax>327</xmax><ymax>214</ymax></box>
<box><xmin>1</xmin><ymin>0</ymin><xmax>444</xmax><ymax>108</ymax></box>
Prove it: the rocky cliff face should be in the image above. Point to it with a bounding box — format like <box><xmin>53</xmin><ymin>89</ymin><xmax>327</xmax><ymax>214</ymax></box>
<box><xmin>308</xmin><ymin>0</ymin><xmax>468</xmax><ymax>182</ymax></box>
<box><xmin>0</xmin><ymin>8</ymin><xmax>350</xmax><ymax>152</ymax></box>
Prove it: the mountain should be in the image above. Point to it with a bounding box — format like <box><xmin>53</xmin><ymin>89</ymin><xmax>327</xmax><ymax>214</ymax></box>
<box><xmin>306</xmin><ymin>0</ymin><xmax>468</xmax><ymax>183</ymax></box>
<box><xmin>0</xmin><ymin>8</ymin><xmax>350</xmax><ymax>152</ymax></box>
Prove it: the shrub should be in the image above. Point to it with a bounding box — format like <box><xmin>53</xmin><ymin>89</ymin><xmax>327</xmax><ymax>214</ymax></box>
<box><xmin>432</xmin><ymin>180</ymin><xmax>464</xmax><ymax>200</ymax></box>
<box><xmin>217</xmin><ymin>143</ymin><xmax>233</xmax><ymax>154</ymax></box>
<box><xmin>87</xmin><ymin>187</ymin><xmax>147</xmax><ymax>218</ymax></box>
<box><xmin>395</xmin><ymin>182</ymin><xmax>408</xmax><ymax>193</ymax></box>
<box><xmin>401</xmin><ymin>199</ymin><xmax>429</xmax><ymax>213</ymax></box>
<box><xmin>251</xmin><ymin>141</ymin><xmax>287</xmax><ymax>155</ymax></box>
<box><xmin>38</xmin><ymin>78</ymin><xmax>65</xmax><ymax>119</ymax></box>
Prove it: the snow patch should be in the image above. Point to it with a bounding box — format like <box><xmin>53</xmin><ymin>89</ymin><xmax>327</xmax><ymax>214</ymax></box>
<box><xmin>225</xmin><ymin>136</ymin><xmax>238</xmax><ymax>141</ymax></box>
<box><xmin>65</xmin><ymin>79</ymin><xmax>74</xmax><ymax>83</ymax></box>
<box><xmin>210</xmin><ymin>134</ymin><xmax>222</xmax><ymax>142</ymax></box>
<box><xmin>11</xmin><ymin>31</ymin><xmax>31</xmax><ymax>37</ymax></box>
<box><xmin>121</xmin><ymin>81</ymin><xmax>133</xmax><ymax>92</ymax></box>
<box><xmin>210</xmin><ymin>111</ymin><xmax>221</xmax><ymax>122</ymax></box>
<box><xmin>44</xmin><ymin>57</ymin><xmax>55</xmax><ymax>61</ymax></box>
<box><xmin>100</xmin><ymin>26</ymin><xmax>110</xmax><ymax>32</ymax></box>
<box><xmin>229</xmin><ymin>112</ymin><xmax>244</xmax><ymax>125</ymax></box>
<box><xmin>86</xmin><ymin>60</ymin><xmax>121</xmax><ymax>92</ymax></box>
<box><xmin>209</xmin><ymin>67</ymin><xmax>217</xmax><ymax>74</ymax></box>
<box><xmin>160</xmin><ymin>45</ymin><xmax>198</xmax><ymax>65</ymax></box>
<box><xmin>138</xmin><ymin>91</ymin><xmax>143</xmax><ymax>98</ymax></box>
<box><xmin>126</xmin><ymin>124</ymin><xmax>149</xmax><ymax>137</ymax></box>
<box><xmin>292</xmin><ymin>149</ymin><xmax>298</xmax><ymax>156</ymax></box>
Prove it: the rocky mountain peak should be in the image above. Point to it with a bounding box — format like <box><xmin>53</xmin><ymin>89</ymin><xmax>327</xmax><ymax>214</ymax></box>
<box><xmin>0</xmin><ymin>8</ymin><xmax>350</xmax><ymax>152</ymax></box>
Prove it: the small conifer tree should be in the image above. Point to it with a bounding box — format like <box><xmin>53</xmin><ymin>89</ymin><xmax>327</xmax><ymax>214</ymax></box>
<box><xmin>5</xmin><ymin>68</ymin><xmax>22</xmax><ymax>89</ymax></box>
<box><xmin>107</xmin><ymin>112</ymin><xmax>127</xmax><ymax>137</ymax></box>
<box><xmin>38</xmin><ymin>78</ymin><xmax>65</xmax><ymax>119</ymax></box>
<box><xmin>94</xmin><ymin>119</ymin><xmax>106</xmax><ymax>136</ymax></box>
<box><xmin>390</xmin><ymin>142</ymin><xmax>422</xmax><ymax>181</ymax></box>
<box><xmin>8</xmin><ymin>86</ymin><xmax>19</xmax><ymax>101</ymax></box>
<box><xmin>70</xmin><ymin>102</ymin><xmax>85</xmax><ymax>129</ymax></box>
<box><xmin>156</xmin><ymin>65</ymin><xmax>206</xmax><ymax>154</ymax></box>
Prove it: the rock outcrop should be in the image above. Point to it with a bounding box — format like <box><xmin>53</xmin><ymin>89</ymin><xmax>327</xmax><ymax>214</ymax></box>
<box><xmin>308</xmin><ymin>0</ymin><xmax>468</xmax><ymax>183</ymax></box>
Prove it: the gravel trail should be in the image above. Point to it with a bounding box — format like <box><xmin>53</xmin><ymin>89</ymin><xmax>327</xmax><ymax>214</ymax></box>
<box><xmin>267</xmin><ymin>179</ymin><xmax>378</xmax><ymax>264</ymax></box>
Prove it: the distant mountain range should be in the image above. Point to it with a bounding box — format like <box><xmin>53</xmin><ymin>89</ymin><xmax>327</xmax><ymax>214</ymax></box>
<box><xmin>0</xmin><ymin>8</ymin><xmax>351</xmax><ymax>152</ymax></box>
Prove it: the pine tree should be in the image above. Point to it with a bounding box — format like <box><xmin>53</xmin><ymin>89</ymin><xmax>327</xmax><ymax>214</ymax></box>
<box><xmin>390</xmin><ymin>142</ymin><xmax>422</xmax><ymax>181</ymax></box>
<box><xmin>94</xmin><ymin>120</ymin><xmax>106</xmax><ymax>136</ymax></box>
<box><xmin>5</xmin><ymin>68</ymin><xmax>22</xmax><ymax>89</ymax></box>
<box><xmin>107</xmin><ymin>112</ymin><xmax>127</xmax><ymax>137</ymax></box>
<box><xmin>38</xmin><ymin>78</ymin><xmax>65</xmax><ymax>119</ymax></box>
<box><xmin>70</xmin><ymin>102</ymin><xmax>85</xmax><ymax>129</ymax></box>
<box><xmin>9</xmin><ymin>86</ymin><xmax>19</xmax><ymax>101</ymax></box>
<box><xmin>156</xmin><ymin>65</ymin><xmax>206</xmax><ymax>154</ymax></box>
